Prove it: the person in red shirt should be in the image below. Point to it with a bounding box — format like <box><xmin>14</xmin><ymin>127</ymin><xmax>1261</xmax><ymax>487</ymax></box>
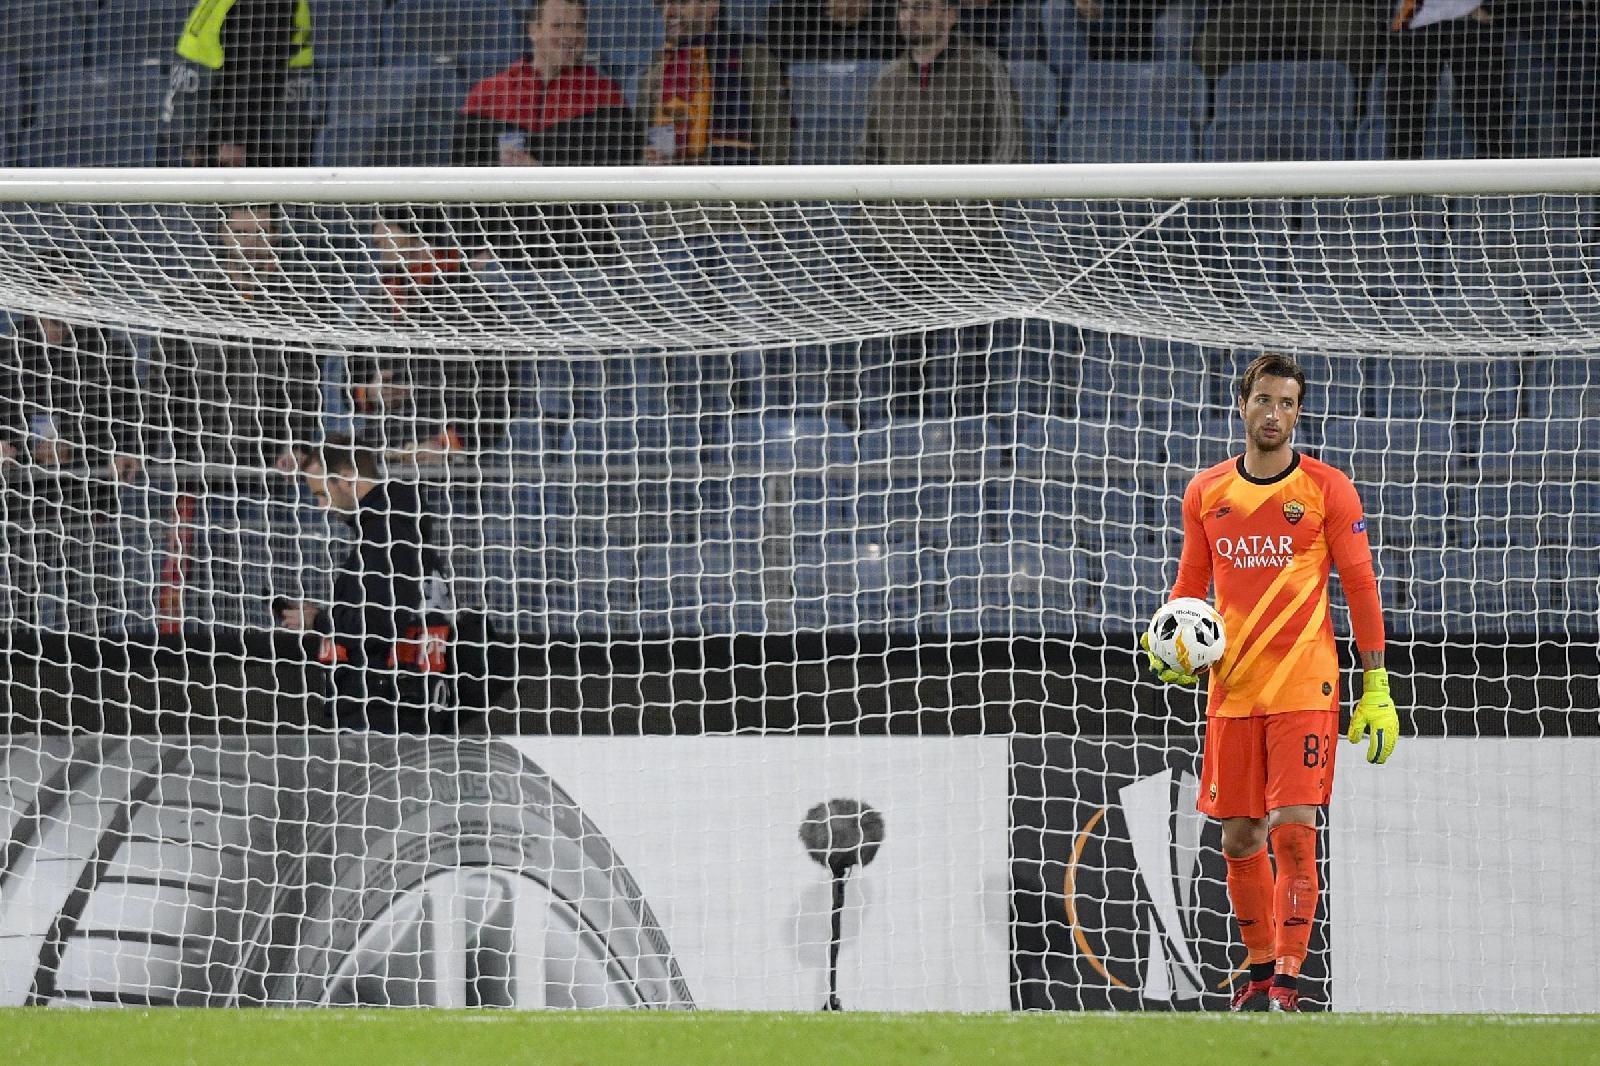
<box><xmin>455</xmin><ymin>0</ymin><xmax>639</xmax><ymax>168</ymax></box>
<box><xmin>1144</xmin><ymin>352</ymin><xmax>1401</xmax><ymax>1012</ymax></box>
<box><xmin>453</xmin><ymin>0</ymin><xmax>641</xmax><ymax>265</ymax></box>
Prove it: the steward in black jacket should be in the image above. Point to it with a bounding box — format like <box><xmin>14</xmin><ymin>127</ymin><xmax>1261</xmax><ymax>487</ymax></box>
<box><xmin>281</xmin><ymin>443</ymin><xmax>456</xmax><ymax>732</ymax></box>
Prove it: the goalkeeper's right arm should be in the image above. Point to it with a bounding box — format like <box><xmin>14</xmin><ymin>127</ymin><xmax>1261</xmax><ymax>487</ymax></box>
<box><xmin>1143</xmin><ymin>477</ymin><xmax>1211</xmax><ymax>686</ymax></box>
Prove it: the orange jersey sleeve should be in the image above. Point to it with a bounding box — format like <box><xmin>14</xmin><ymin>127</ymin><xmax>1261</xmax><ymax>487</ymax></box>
<box><xmin>1171</xmin><ymin>452</ymin><xmax>1384</xmax><ymax>717</ymax></box>
<box><xmin>1172</xmin><ymin>476</ymin><xmax>1214</xmax><ymax>601</ymax></box>
<box><xmin>1320</xmin><ymin>467</ymin><xmax>1386</xmax><ymax>653</ymax></box>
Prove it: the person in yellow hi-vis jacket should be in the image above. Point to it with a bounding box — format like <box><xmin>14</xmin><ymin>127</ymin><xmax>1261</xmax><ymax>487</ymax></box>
<box><xmin>163</xmin><ymin>0</ymin><xmax>316</xmax><ymax>166</ymax></box>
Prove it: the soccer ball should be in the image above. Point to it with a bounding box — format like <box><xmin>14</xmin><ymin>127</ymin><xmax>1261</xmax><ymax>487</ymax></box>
<box><xmin>1146</xmin><ymin>597</ymin><xmax>1227</xmax><ymax>676</ymax></box>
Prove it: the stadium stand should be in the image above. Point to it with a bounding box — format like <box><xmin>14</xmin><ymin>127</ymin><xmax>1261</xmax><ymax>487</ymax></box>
<box><xmin>1008</xmin><ymin>59</ymin><xmax>1060</xmax><ymax>163</ymax></box>
<box><xmin>1201</xmin><ymin>112</ymin><xmax>1347</xmax><ymax>163</ymax></box>
<box><xmin>21</xmin><ymin>61</ymin><xmax>171</xmax><ymax>166</ymax></box>
<box><xmin>0</xmin><ymin>64</ymin><xmax>24</xmax><ymax>168</ymax></box>
<box><xmin>587</xmin><ymin>0</ymin><xmax>663</xmax><ymax>75</ymax></box>
<box><xmin>89</xmin><ymin>0</ymin><xmax>193</xmax><ymax>66</ymax></box>
<box><xmin>3</xmin><ymin>1</ymin><xmax>1598</xmax><ymax>641</ymax></box>
<box><xmin>788</xmin><ymin>61</ymin><xmax>886</xmax><ymax>165</ymax></box>
<box><xmin>1214</xmin><ymin>59</ymin><xmax>1356</xmax><ymax>123</ymax></box>
<box><xmin>1058</xmin><ymin>117</ymin><xmax>1193</xmax><ymax>163</ymax></box>
<box><xmin>381</xmin><ymin>0</ymin><xmax>524</xmax><ymax>82</ymax></box>
<box><xmin>1064</xmin><ymin>60</ymin><xmax>1206</xmax><ymax>124</ymax></box>
<box><xmin>5</xmin><ymin>0</ymin><xmax>92</xmax><ymax>70</ymax></box>
<box><xmin>313</xmin><ymin>63</ymin><xmax>467</xmax><ymax>167</ymax></box>
<box><xmin>314</xmin><ymin>0</ymin><xmax>388</xmax><ymax>69</ymax></box>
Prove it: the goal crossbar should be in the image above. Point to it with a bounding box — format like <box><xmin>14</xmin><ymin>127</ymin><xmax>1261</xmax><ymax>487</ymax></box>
<box><xmin>7</xmin><ymin>159</ymin><xmax>1600</xmax><ymax>204</ymax></box>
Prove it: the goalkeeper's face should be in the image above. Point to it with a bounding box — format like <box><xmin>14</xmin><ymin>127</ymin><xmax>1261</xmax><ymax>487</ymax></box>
<box><xmin>1238</xmin><ymin>373</ymin><xmax>1301</xmax><ymax>453</ymax></box>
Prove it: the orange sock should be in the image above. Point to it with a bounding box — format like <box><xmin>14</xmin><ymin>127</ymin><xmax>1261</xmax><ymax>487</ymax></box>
<box><xmin>1224</xmin><ymin>846</ymin><xmax>1277</xmax><ymax>967</ymax></box>
<box><xmin>1270</xmin><ymin>823</ymin><xmax>1319</xmax><ymax>976</ymax></box>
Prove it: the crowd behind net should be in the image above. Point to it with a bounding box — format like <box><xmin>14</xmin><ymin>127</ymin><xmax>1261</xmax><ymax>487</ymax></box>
<box><xmin>0</xmin><ymin>0</ymin><xmax>1596</xmax><ymax>1016</ymax></box>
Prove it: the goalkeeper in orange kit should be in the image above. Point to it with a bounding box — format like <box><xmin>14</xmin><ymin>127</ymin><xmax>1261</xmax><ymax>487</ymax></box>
<box><xmin>1142</xmin><ymin>353</ymin><xmax>1401</xmax><ymax>1012</ymax></box>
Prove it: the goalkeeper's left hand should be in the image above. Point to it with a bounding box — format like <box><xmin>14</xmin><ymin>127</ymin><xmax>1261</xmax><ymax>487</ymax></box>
<box><xmin>1139</xmin><ymin>633</ymin><xmax>1200</xmax><ymax>686</ymax></box>
<box><xmin>1347</xmin><ymin>667</ymin><xmax>1400</xmax><ymax>764</ymax></box>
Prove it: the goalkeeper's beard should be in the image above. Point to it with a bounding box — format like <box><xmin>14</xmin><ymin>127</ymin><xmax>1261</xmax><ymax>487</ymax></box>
<box><xmin>1249</xmin><ymin>423</ymin><xmax>1291</xmax><ymax>452</ymax></box>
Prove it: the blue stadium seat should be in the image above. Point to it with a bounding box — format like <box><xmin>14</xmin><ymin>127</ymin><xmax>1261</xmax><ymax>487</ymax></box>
<box><xmin>789</xmin><ymin>61</ymin><xmax>886</xmax><ymax>166</ymax></box>
<box><xmin>1153</xmin><ymin>0</ymin><xmax>1205</xmax><ymax>62</ymax></box>
<box><xmin>314</xmin><ymin>64</ymin><xmax>466</xmax><ymax>165</ymax></box>
<box><xmin>1057</xmin><ymin>117</ymin><xmax>1194</xmax><ymax>162</ymax></box>
<box><xmin>588</xmin><ymin>0</ymin><xmax>662</xmax><ymax>75</ymax></box>
<box><xmin>1065</xmin><ymin>61</ymin><xmax>1206</xmax><ymax>124</ymax></box>
<box><xmin>22</xmin><ymin>62</ymin><xmax>170</xmax><ymax>166</ymax></box>
<box><xmin>1201</xmin><ymin>114</ymin><xmax>1346</xmax><ymax>162</ymax></box>
<box><xmin>6</xmin><ymin>0</ymin><xmax>92</xmax><ymax>69</ymax></box>
<box><xmin>1008</xmin><ymin>59</ymin><xmax>1059</xmax><ymax>162</ymax></box>
<box><xmin>1214</xmin><ymin>60</ymin><xmax>1355</xmax><ymax>123</ymax></box>
<box><xmin>314</xmin><ymin>0</ymin><xmax>386</xmax><ymax>68</ymax></box>
<box><xmin>0</xmin><ymin>64</ymin><xmax>23</xmax><ymax>166</ymax></box>
<box><xmin>725</xmin><ymin>0</ymin><xmax>778</xmax><ymax>35</ymax></box>
<box><xmin>381</xmin><ymin>0</ymin><xmax>521</xmax><ymax>82</ymax></box>
<box><xmin>89</xmin><ymin>0</ymin><xmax>191</xmax><ymax>65</ymax></box>
<box><xmin>1041</xmin><ymin>0</ymin><xmax>1089</xmax><ymax>80</ymax></box>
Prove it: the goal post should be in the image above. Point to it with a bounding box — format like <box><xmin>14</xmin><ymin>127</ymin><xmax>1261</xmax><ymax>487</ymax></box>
<box><xmin>0</xmin><ymin>162</ymin><xmax>1596</xmax><ymax>1013</ymax></box>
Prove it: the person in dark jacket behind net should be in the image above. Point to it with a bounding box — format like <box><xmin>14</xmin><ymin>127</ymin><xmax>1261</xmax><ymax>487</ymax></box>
<box><xmin>452</xmin><ymin>0</ymin><xmax>641</xmax><ymax>266</ymax></box>
<box><xmin>1</xmin><ymin>315</ymin><xmax>150</xmax><ymax>492</ymax></box>
<box><xmin>165</xmin><ymin>0</ymin><xmax>316</xmax><ymax>166</ymax></box>
<box><xmin>277</xmin><ymin>442</ymin><xmax>460</xmax><ymax>733</ymax></box>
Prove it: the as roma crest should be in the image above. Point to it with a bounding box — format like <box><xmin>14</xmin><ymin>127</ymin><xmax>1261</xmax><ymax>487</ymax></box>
<box><xmin>1282</xmin><ymin>500</ymin><xmax>1306</xmax><ymax>525</ymax></box>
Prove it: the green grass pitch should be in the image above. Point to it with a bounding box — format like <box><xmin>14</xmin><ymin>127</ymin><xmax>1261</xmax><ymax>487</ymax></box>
<box><xmin>7</xmin><ymin>1010</ymin><xmax>1600</xmax><ymax>1066</ymax></box>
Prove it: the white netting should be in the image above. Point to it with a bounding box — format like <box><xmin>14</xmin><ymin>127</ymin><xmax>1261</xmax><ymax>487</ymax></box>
<box><xmin>1</xmin><ymin>169</ymin><xmax>1598</xmax><ymax>1015</ymax></box>
<box><xmin>2</xmin><ymin>0</ymin><xmax>1599</xmax><ymax>1022</ymax></box>
<box><xmin>5</xmin><ymin>194</ymin><xmax>1600</xmax><ymax>354</ymax></box>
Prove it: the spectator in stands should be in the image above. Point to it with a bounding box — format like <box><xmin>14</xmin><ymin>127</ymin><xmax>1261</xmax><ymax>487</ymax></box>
<box><xmin>0</xmin><ymin>315</ymin><xmax>148</xmax><ymax>489</ymax></box>
<box><xmin>0</xmin><ymin>314</ymin><xmax>148</xmax><ymax>605</ymax></box>
<box><xmin>343</xmin><ymin>216</ymin><xmax>510</xmax><ymax>454</ymax></box>
<box><xmin>454</xmin><ymin>0</ymin><xmax>640</xmax><ymax>167</ymax></box>
<box><xmin>1384</xmin><ymin>0</ymin><xmax>1513</xmax><ymax>159</ymax></box>
<box><xmin>1192</xmin><ymin>1</ymin><xmax>1381</xmax><ymax>87</ymax></box>
<box><xmin>165</xmin><ymin>0</ymin><xmax>316</xmax><ymax>166</ymax></box>
<box><xmin>762</xmin><ymin>0</ymin><xmax>901</xmax><ymax>64</ymax></box>
<box><xmin>642</xmin><ymin>0</ymin><xmax>792</xmax><ymax>164</ymax></box>
<box><xmin>858</xmin><ymin>0</ymin><xmax>1022</xmax><ymax>163</ymax></box>
<box><xmin>453</xmin><ymin>0</ymin><xmax>640</xmax><ymax>266</ymax></box>
<box><xmin>857</xmin><ymin>0</ymin><xmax>1020</xmax><ymax>415</ymax></box>
<box><xmin>150</xmin><ymin>206</ymin><xmax>320</xmax><ymax>475</ymax></box>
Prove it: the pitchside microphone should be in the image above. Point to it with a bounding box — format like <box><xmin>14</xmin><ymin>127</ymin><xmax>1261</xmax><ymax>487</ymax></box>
<box><xmin>799</xmin><ymin>798</ymin><xmax>885</xmax><ymax>1012</ymax></box>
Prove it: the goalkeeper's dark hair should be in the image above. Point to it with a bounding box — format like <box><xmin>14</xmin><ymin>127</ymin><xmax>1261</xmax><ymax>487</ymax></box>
<box><xmin>1237</xmin><ymin>352</ymin><xmax>1307</xmax><ymax>408</ymax></box>
<box><xmin>304</xmin><ymin>437</ymin><xmax>381</xmax><ymax>481</ymax></box>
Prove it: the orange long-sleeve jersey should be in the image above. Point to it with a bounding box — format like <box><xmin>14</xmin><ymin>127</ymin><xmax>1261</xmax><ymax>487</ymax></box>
<box><xmin>1171</xmin><ymin>451</ymin><xmax>1385</xmax><ymax>718</ymax></box>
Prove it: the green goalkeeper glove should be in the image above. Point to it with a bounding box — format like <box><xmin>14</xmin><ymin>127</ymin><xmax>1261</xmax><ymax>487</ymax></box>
<box><xmin>1347</xmin><ymin>667</ymin><xmax>1400</xmax><ymax>764</ymax></box>
<box><xmin>1139</xmin><ymin>633</ymin><xmax>1200</xmax><ymax>686</ymax></box>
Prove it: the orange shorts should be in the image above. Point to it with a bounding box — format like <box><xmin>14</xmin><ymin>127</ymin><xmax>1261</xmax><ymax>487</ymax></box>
<box><xmin>1197</xmin><ymin>708</ymin><xmax>1338</xmax><ymax>820</ymax></box>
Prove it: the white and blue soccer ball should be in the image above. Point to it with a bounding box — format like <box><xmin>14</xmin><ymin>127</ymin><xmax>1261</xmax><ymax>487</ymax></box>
<box><xmin>1146</xmin><ymin>597</ymin><xmax>1227</xmax><ymax>676</ymax></box>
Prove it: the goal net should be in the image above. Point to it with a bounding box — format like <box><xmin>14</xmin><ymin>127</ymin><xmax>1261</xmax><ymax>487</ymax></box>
<box><xmin>1</xmin><ymin>167</ymin><xmax>1596</xmax><ymax>1015</ymax></box>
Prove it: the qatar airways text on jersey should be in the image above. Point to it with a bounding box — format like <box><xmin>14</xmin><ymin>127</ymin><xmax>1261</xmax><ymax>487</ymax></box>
<box><xmin>1214</xmin><ymin>534</ymin><xmax>1296</xmax><ymax>568</ymax></box>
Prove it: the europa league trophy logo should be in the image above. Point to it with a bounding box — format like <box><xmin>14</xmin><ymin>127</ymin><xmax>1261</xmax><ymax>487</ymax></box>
<box><xmin>799</xmin><ymin>798</ymin><xmax>884</xmax><ymax>1012</ymax></box>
